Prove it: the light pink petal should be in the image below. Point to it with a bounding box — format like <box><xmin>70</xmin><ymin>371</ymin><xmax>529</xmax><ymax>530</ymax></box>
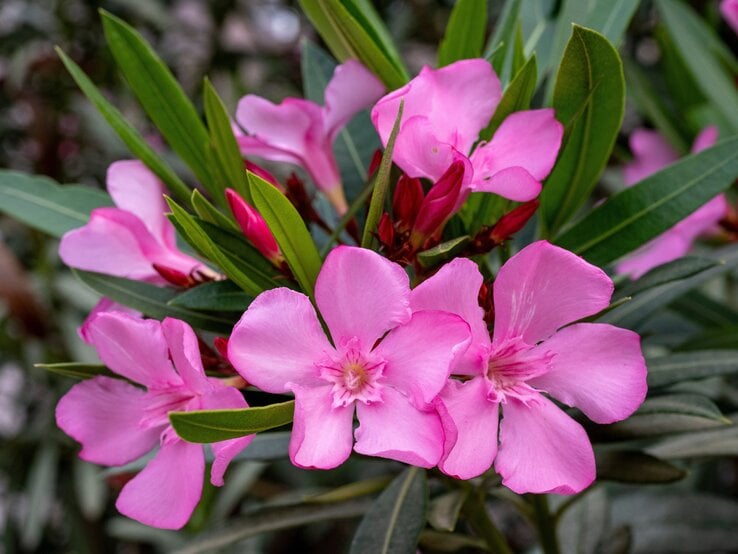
<box><xmin>235</xmin><ymin>134</ymin><xmax>304</xmax><ymax>166</ymax></box>
<box><xmin>623</xmin><ymin>128</ymin><xmax>679</xmax><ymax>186</ymax></box>
<box><xmin>528</xmin><ymin>323</ymin><xmax>647</xmax><ymax>424</ymax></box>
<box><xmin>374</xmin><ymin>311</ymin><xmax>471</xmax><ymax>406</ymax></box>
<box><xmin>467</xmin><ymin>165</ymin><xmax>542</xmax><ymax>201</ymax></box>
<box><xmin>116</xmin><ymin>440</ymin><xmax>204</xmax><ymax>530</ymax></box>
<box><xmin>106</xmin><ymin>160</ymin><xmax>174</xmax><ymax>247</ymax></box>
<box><xmin>721</xmin><ymin>0</ymin><xmax>738</xmax><ymax>34</ymax></box>
<box><xmin>59</xmin><ymin>208</ymin><xmax>160</xmax><ymax>281</ymax></box>
<box><xmin>372</xmin><ymin>60</ymin><xmax>500</xmax><ymax>156</ymax></box>
<box><xmin>78</xmin><ymin>298</ymin><xmax>140</xmax><ymax>344</ymax></box>
<box><xmin>390</xmin><ymin>116</ymin><xmax>461</xmax><ymax>181</ymax></box>
<box><xmin>615</xmin><ymin>229</ymin><xmax>692</xmax><ymax>279</ymax></box>
<box><xmin>410</xmin><ymin>258</ymin><xmax>491</xmax><ymax>375</ymax></box>
<box><xmin>199</xmin><ymin>387</ymin><xmax>254</xmax><ymax>486</ymax></box>
<box><xmin>495</xmin><ymin>394</ymin><xmax>595</xmax><ymax>495</ymax></box>
<box><xmin>438</xmin><ymin>377</ymin><xmax>499</xmax><ymax>479</ymax></box>
<box><xmin>323</xmin><ymin>60</ymin><xmax>385</xmax><ymax>138</ymax></box>
<box><xmin>86</xmin><ymin>312</ymin><xmax>180</xmax><ymax>388</ymax></box>
<box><xmin>228</xmin><ymin>288</ymin><xmax>332</xmax><ymax>393</ymax></box>
<box><xmin>691</xmin><ymin>126</ymin><xmax>718</xmax><ymax>154</ymax></box>
<box><xmin>675</xmin><ymin>194</ymin><xmax>728</xmax><ymax>241</ymax></box>
<box><xmin>161</xmin><ymin>318</ymin><xmax>210</xmax><ymax>394</ymax></box>
<box><xmin>55</xmin><ymin>376</ymin><xmax>159</xmax><ymax>466</ymax></box>
<box><xmin>289</xmin><ymin>384</ymin><xmax>354</xmax><ymax>469</ymax></box>
<box><xmin>493</xmin><ymin>241</ymin><xmax>613</xmax><ymax>345</ymax></box>
<box><xmin>470</xmin><ymin>109</ymin><xmax>563</xmax><ymax>187</ymax></box>
<box><xmin>354</xmin><ymin>386</ymin><xmax>444</xmax><ymax>467</ymax></box>
<box><xmin>316</xmin><ymin>246</ymin><xmax>411</xmax><ymax>348</ymax></box>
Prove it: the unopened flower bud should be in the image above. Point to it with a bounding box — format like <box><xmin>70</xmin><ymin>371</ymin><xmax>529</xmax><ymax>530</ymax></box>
<box><xmin>244</xmin><ymin>160</ymin><xmax>283</xmax><ymax>191</ymax></box>
<box><xmin>410</xmin><ymin>160</ymin><xmax>465</xmax><ymax>248</ymax></box>
<box><xmin>225</xmin><ymin>188</ymin><xmax>282</xmax><ymax>264</ymax></box>
<box><xmin>367</xmin><ymin>148</ymin><xmax>383</xmax><ymax>178</ymax></box>
<box><xmin>392</xmin><ymin>174</ymin><xmax>424</xmax><ymax>230</ymax></box>
<box><xmin>490</xmin><ymin>200</ymin><xmax>540</xmax><ymax>243</ymax></box>
<box><xmin>152</xmin><ymin>263</ymin><xmax>195</xmax><ymax>287</ymax></box>
<box><xmin>377</xmin><ymin>212</ymin><xmax>396</xmax><ymax>248</ymax></box>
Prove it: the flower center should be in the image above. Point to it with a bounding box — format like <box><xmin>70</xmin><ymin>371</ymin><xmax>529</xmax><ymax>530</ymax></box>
<box><xmin>485</xmin><ymin>337</ymin><xmax>554</xmax><ymax>401</ymax></box>
<box><xmin>318</xmin><ymin>337</ymin><xmax>385</xmax><ymax>408</ymax></box>
<box><xmin>139</xmin><ymin>386</ymin><xmax>196</xmax><ymax>443</ymax></box>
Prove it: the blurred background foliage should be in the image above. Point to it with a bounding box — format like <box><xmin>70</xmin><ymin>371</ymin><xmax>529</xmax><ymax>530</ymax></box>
<box><xmin>1</xmin><ymin>0</ymin><xmax>738</xmax><ymax>552</ymax></box>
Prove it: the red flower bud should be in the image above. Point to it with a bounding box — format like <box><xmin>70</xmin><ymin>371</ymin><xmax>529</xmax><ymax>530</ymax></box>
<box><xmin>152</xmin><ymin>263</ymin><xmax>195</xmax><ymax>287</ymax></box>
<box><xmin>378</xmin><ymin>212</ymin><xmax>396</xmax><ymax>248</ymax></box>
<box><xmin>225</xmin><ymin>188</ymin><xmax>282</xmax><ymax>264</ymax></box>
<box><xmin>367</xmin><ymin>148</ymin><xmax>383</xmax><ymax>179</ymax></box>
<box><xmin>213</xmin><ymin>336</ymin><xmax>229</xmax><ymax>359</ymax></box>
<box><xmin>244</xmin><ymin>160</ymin><xmax>283</xmax><ymax>191</ymax></box>
<box><xmin>410</xmin><ymin>160</ymin><xmax>465</xmax><ymax>248</ymax></box>
<box><xmin>392</xmin><ymin>174</ymin><xmax>424</xmax><ymax>230</ymax></box>
<box><xmin>490</xmin><ymin>199</ymin><xmax>540</xmax><ymax>243</ymax></box>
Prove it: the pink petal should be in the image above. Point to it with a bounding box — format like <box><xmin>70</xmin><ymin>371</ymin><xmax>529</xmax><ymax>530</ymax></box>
<box><xmin>235</xmin><ymin>134</ymin><xmax>304</xmax><ymax>166</ymax></box>
<box><xmin>199</xmin><ymin>387</ymin><xmax>254</xmax><ymax>486</ymax></box>
<box><xmin>675</xmin><ymin>194</ymin><xmax>728</xmax><ymax>240</ymax></box>
<box><xmin>289</xmin><ymin>384</ymin><xmax>354</xmax><ymax>469</ymax></box>
<box><xmin>467</xmin><ymin>165</ymin><xmax>541</xmax><ymax>201</ymax></box>
<box><xmin>116</xmin><ymin>440</ymin><xmax>204</xmax><ymax>530</ymax></box>
<box><xmin>228</xmin><ymin>288</ymin><xmax>332</xmax><ymax>393</ymax></box>
<box><xmin>390</xmin><ymin>116</ymin><xmax>462</xmax><ymax>181</ymax></box>
<box><xmin>410</xmin><ymin>257</ymin><xmax>491</xmax><ymax>375</ymax></box>
<box><xmin>78</xmin><ymin>298</ymin><xmax>140</xmax><ymax>344</ymax></box>
<box><xmin>527</xmin><ymin>323</ymin><xmax>647</xmax><ymax>424</ymax></box>
<box><xmin>316</xmin><ymin>246</ymin><xmax>411</xmax><ymax>348</ymax></box>
<box><xmin>495</xmin><ymin>394</ymin><xmax>595</xmax><ymax>495</ymax></box>
<box><xmin>106</xmin><ymin>160</ymin><xmax>174</xmax><ymax>247</ymax></box>
<box><xmin>323</xmin><ymin>60</ymin><xmax>386</xmax><ymax>138</ymax></box>
<box><xmin>372</xmin><ymin>60</ymin><xmax>501</xmax><ymax>157</ymax></box>
<box><xmin>623</xmin><ymin>129</ymin><xmax>679</xmax><ymax>186</ymax></box>
<box><xmin>615</xmin><ymin>229</ymin><xmax>692</xmax><ymax>279</ymax></box>
<box><xmin>161</xmin><ymin>317</ymin><xmax>211</xmax><ymax>394</ymax></box>
<box><xmin>374</xmin><ymin>311</ymin><xmax>471</xmax><ymax>407</ymax></box>
<box><xmin>721</xmin><ymin>0</ymin><xmax>738</xmax><ymax>35</ymax></box>
<box><xmin>86</xmin><ymin>312</ymin><xmax>181</xmax><ymax>388</ymax></box>
<box><xmin>354</xmin><ymin>386</ymin><xmax>444</xmax><ymax>467</ymax></box>
<box><xmin>493</xmin><ymin>241</ymin><xmax>613</xmax><ymax>345</ymax></box>
<box><xmin>469</xmin><ymin>109</ymin><xmax>563</xmax><ymax>193</ymax></box>
<box><xmin>691</xmin><ymin>126</ymin><xmax>718</xmax><ymax>154</ymax></box>
<box><xmin>438</xmin><ymin>377</ymin><xmax>500</xmax><ymax>480</ymax></box>
<box><xmin>55</xmin><ymin>376</ymin><xmax>159</xmax><ymax>466</ymax></box>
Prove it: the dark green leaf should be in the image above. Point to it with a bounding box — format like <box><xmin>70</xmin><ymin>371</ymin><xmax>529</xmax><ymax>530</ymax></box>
<box><xmin>613</xmin><ymin>256</ymin><xmax>718</xmax><ymax>302</ymax></box>
<box><xmin>0</xmin><ymin>171</ymin><xmax>112</xmax><ymax>237</ymax></box>
<box><xmin>72</xmin><ymin>269</ymin><xmax>235</xmax><ymax>334</ymax></box>
<box><xmin>428</xmin><ymin>490</ymin><xmax>468</xmax><ymax>533</ymax></box>
<box><xmin>168</xmin><ymin>280</ymin><xmax>251</xmax><ymax>312</ymax></box>
<box><xmin>35</xmin><ymin>362</ymin><xmax>114</xmax><ymax>380</ymax></box>
<box><xmin>480</xmin><ymin>54</ymin><xmax>537</xmax><ymax>141</ymax></box>
<box><xmin>305</xmin><ymin>476</ymin><xmax>394</xmax><ymax>504</ymax></box>
<box><xmin>647</xmin><ymin>350</ymin><xmax>738</xmax><ymax>388</ymax></box>
<box><xmin>191</xmin><ymin>189</ymin><xmax>238</xmax><ymax>230</ymax></box>
<box><xmin>170</xmin><ymin>400</ymin><xmax>295</xmax><ymax>443</ymax></box>
<box><xmin>540</xmin><ymin>25</ymin><xmax>625</xmax><ymax>235</ymax></box>
<box><xmin>248</xmin><ymin>172</ymin><xmax>322</xmax><ymax>298</ymax></box>
<box><xmin>555</xmin><ymin>136</ymin><xmax>738</xmax><ymax>266</ymax></box>
<box><xmin>362</xmin><ymin>100</ymin><xmax>403</xmax><ymax>249</ymax></box>
<box><xmin>679</xmin><ymin>326</ymin><xmax>738</xmax><ymax>351</ymax></box>
<box><xmin>596</xmin><ymin>450</ymin><xmax>686</xmax><ymax>484</ymax></box>
<box><xmin>100</xmin><ymin>11</ymin><xmax>214</xmax><ymax>191</ymax></box>
<box><xmin>56</xmin><ymin>47</ymin><xmax>191</xmax><ymax>204</ymax></box>
<box><xmin>418</xmin><ymin>531</ymin><xmax>487</xmax><ymax>552</ymax></box>
<box><xmin>350</xmin><ymin>467</ymin><xmax>427</xmax><ymax>554</ymax></box>
<box><xmin>417</xmin><ymin>236</ymin><xmax>471</xmax><ymax>269</ymax></box>
<box><xmin>437</xmin><ymin>0</ymin><xmax>487</xmax><ymax>67</ymax></box>
<box><xmin>647</xmin><ymin>418</ymin><xmax>738</xmax><ymax>459</ymax></box>
<box><xmin>669</xmin><ymin>291</ymin><xmax>738</xmax><ymax>328</ymax></box>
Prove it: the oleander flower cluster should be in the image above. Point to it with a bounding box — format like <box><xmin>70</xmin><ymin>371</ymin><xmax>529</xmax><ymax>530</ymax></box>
<box><xmin>60</xmin><ymin>56</ymin><xmax>720</xmax><ymax>532</ymax></box>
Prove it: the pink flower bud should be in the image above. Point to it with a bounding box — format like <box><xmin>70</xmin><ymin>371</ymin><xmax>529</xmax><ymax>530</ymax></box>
<box><xmin>377</xmin><ymin>212</ymin><xmax>396</xmax><ymax>248</ymax></box>
<box><xmin>225</xmin><ymin>188</ymin><xmax>282</xmax><ymax>264</ymax></box>
<box><xmin>244</xmin><ymin>160</ymin><xmax>283</xmax><ymax>191</ymax></box>
<box><xmin>410</xmin><ymin>160</ymin><xmax>465</xmax><ymax>248</ymax></box>
<box><xmin>392</xmin><ymin>174</ymin><xmax>424</xmax><ymax>230</ymax></box>
<box><xmin>152</xmin><ymin>263</ymin><xmax>195</xmax><ymax>287</ymax></box>
<box><xmin>490</xmin><ymin>199</ymin><xmax>540</xmax><ymax>243</ymax></box>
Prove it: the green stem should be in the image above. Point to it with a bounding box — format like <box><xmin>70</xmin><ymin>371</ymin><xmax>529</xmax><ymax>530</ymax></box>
<box><xmin>530</xmin><ymin>495</ymin><xmax>560</xmax><ymax>554</ymax></box>
<box><xmin>462</xmin><ymin>489</ymin><xmax>514</xmax><ymax>554</ymax></box>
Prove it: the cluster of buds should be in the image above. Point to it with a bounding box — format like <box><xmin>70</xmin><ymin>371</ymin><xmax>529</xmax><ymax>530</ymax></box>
<box><xmin>378</xmin><ymin>160</ymin><xmax>466</xmax><ymax>263</ymax></box>
<box><xmin>464</xmin><ymin>199</ymin><xmax>540</xmax><ymax>256</ymax></box>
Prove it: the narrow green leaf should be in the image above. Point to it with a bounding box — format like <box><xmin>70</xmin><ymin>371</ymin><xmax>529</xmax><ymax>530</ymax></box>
<box><xmin>540</xmin><ymin>25</ymin><xmax>625</xmax><ymax>235</ymax></box>
<box><xmin>168</xmin><ymin>280</ymin><xmax>251</xmax><ymax>312</ymax></box>
<box><xmin>428</xmin><ymin>490</ymin><xmax>468</xmax><ymax>533</ymax></box>
<box><xmin>670</xmin><ymin>291</ymin><xmax>738</xmax><ymax>328</ymax></box>
<box><xmin>484</xmin><ymin>0</ymin><xmax>521</xmax><ymax>66</ymax></box>
<box><xmin>100</xmin><ymin>11</ymin><xmax>214</xmax><ymax>191</ymax></box>
<box><xmin>657</xmin><ymin>0</ymin><xmax>738</xmax><ymax>132</ymax></box>
<box><xmin>613</xmin><ymin>257</ymin><xmax>718</xmax><ymax>302</ymax></box>
<box><xmin>585</xmin><ymin>0</ymin><xmax>640</xmax><ymax>46</ymax></box>
<box><xmin>203</xmin><ymin>78</ymin><xmax>250</xmax><ymax>204</ymax></box>
<box><xmin>56</xmin><ymin>47</ymin><xmax>191</xmax><ymax>204</ymax></box>
<box><xmin>35</xmin><ymin>362</ymin><xmax>114</xmax><ymax>380</ymax></box>
<box><xmin>647</xmin><ymin>419</ymin><xmax>738</xmax><ymax>459</ymax></box>
<box><xmin>170</xmin><ymin>400</ymin><xmax>295</xmax><ymax>443</ymax></box>
<box><xmin>21</xmin><ymin>444</ymin><xmax>58</xmax><ymax>550</ymax></box>
<box><xmin>191</xmin><ymin>189</ymin><xmax>238</xmax><ymax>230</ymax></box>
<box><xmin>0</xmin><ymin>171</ymin><xmax>112</xmax><ymax>237</ymax></box>
<box><xmin>305</xmin><ymin>476</ymin><xmax>394</xmax><ymax>504</ymax></box>
<box><xmin>350</xmin><ymin>467</ymin><xmax>428</xmax><ymax>554</ymax></box>
<box><xmin>596</xmin><ymin>450</ymin><xmax>686</xmax><ymax>484</ymax></box>
<box><xmin>248</xmin><ymin>172</ymin><xmax>322</xmax><ymax>298</ymax></box>
<box><xmin>480</xmin><ymin>54</ymin><xmax>537</xmax><ymax>141</ymax></box>
<box><xmin>417</xmin><ymin>236</ymin><xmax>470</xmax><ymax>269</ymax></box>
<box><xmin>72</xmin><ymin>269</ymin><xmax>235</xmax><ymax>334</ymax></box>
<box><xmin>362</xmin><ymin>100</ymin><xmax>403</xmax><ymax>249</ymax></box>
<box><xmin>679</xmin><ymin>326</ymin><xmax>738</xmax><ymax>351</ymax></box>
<box><xmin>555</xmin><ymin>136</ymin><xmax>738</xmax><ymax>266</ymax></box>
<box><xmin>543</xmin><ymin>0</ymin><xmax>591</xmax><ymax>93</ymax></box>
<box><xmin>437</xmin><ymin>0</ymin><xmax>487</xmax><ymax>67</ymax></box>
<box><xmin>647</xmin><ymin>350</ymin><xmax>738</xmax><ymax>389</ymax></box>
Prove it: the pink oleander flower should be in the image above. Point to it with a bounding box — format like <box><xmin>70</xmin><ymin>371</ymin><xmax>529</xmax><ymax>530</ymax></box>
<box><xmin>59</xmin><ymin>160</ymin><xmax>208</xmax><ymax>283</ymax></box>
<box><xmin>227</xmin><ymin>246</ymin><xmax>471</xmax><ymax>470</ymax></box>
<box><xmin>225</xmin><ymin>188</ymin><xmax>282</xmax><ymax>264</ymax></box>
<box><xmin>722</xmin><ymin>0</ymin><xmax>738</xmax><ymax>35</ymax></box>
<box><xmin>371</xmin><ymin>59</ymin><xmax>564</xmax><ymax>202</ymax></box>
<box><xmin>411</xmin><ymin>241</ymin><xmax>647</xmax><ymax>493</ymax></box>
<box><xmin>616</xmin><ymin>127</ymin><xmax>728</xmax><ymax>279</ymax></box>
<box><xmin>56</xmin><ymin>313</ymin><xmax>253</xmax><ymax>529</ymax></box>
<box><xmin>235</xmin><ymin>60</ymin><xmax>385</xmax><ymax>214</ymax></box>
